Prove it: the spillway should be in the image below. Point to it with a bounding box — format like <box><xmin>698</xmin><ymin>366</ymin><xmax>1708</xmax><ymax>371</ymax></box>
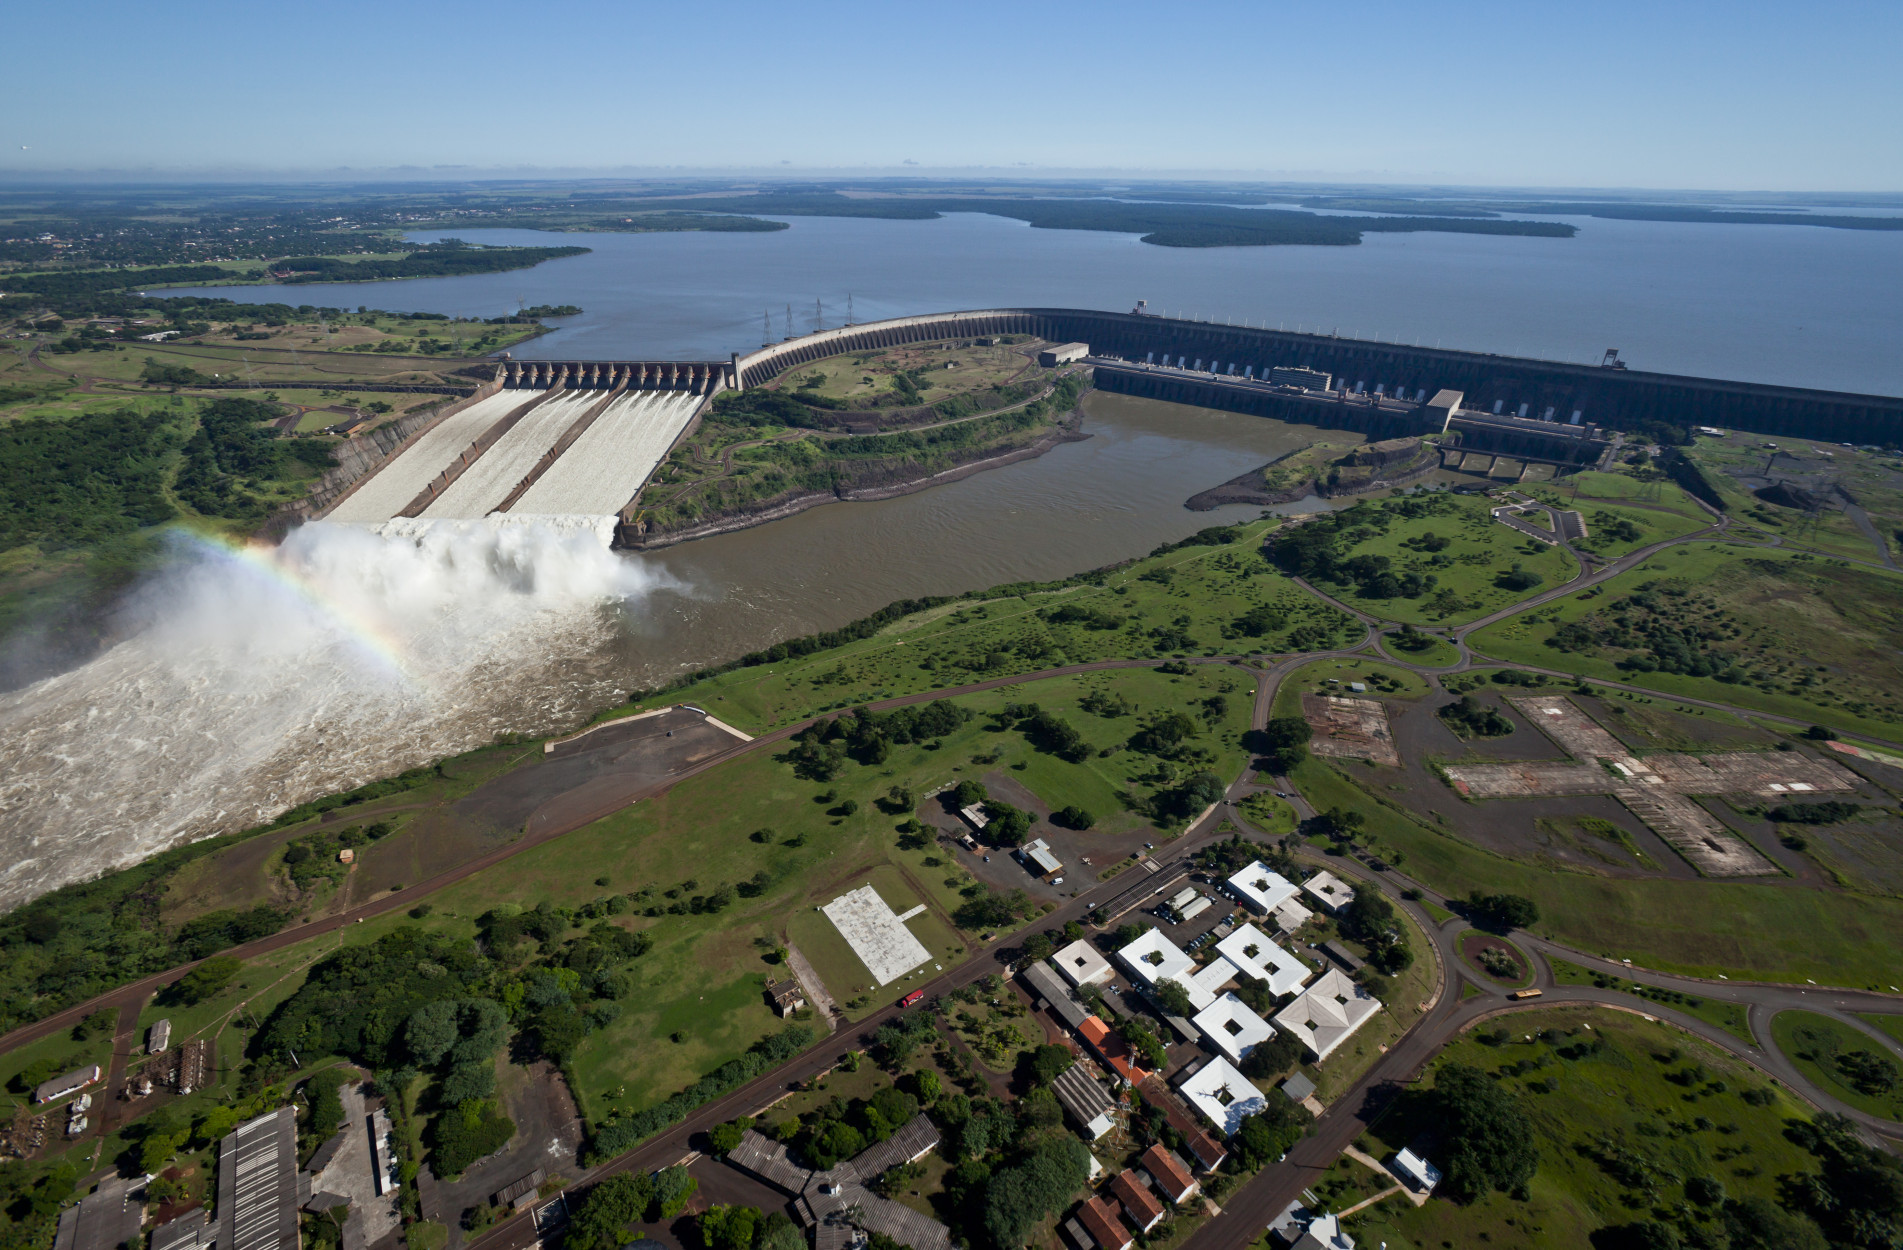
<box><xmin>509</xmin><ymin>391</ymin><xmax>702</xmax><ymax>517</ymax></box>
<box><xmin>421</xmin><ymin>391</ymin><xmax>599</xmax><ymax>520</ymax></box>
<box><xmin>326</xmin><ymin>389</ymin><xmax>545</xmax><ymax>523</ymax></box>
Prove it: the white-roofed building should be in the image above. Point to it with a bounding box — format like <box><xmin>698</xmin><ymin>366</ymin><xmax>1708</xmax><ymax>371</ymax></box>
<box><xmin>1271</xmin><ymin>895</ymin><xmax>1314</xmax><ymax>934</ymax></box>
<box><xmin>1188</xmin><ymin>959</ymin><xmax>1236</xmax><ymax>999</ymax></box>
<box><xmin>1226</xmin><ymin>862</ymin><xmax>1300</xmax><ymax>915</ymax></box>
<box><xmin>1215</xmin><ymin>926</ymin><xmax>1312</xmax><ymax>998</ymax></box>
<box><xmin>1176</xmin><ymin>1057</ymin><xmax>1268</xmax><ymax>1136</ymax></box>
<box><xmin>1191</xmin><ymin>993</ymin><xmax>1278</xmax><ymax>1064</ymax></box>
<box><xmin>1116</xmin><ymin>930</ymin><xmax>1217</xmax><ymax>1013</ymax></box>
<box><xmin>1301</xmin><ymin>871</ymin><xmax>1352</xmax><ymax>914</ymax></box>
<box><xmin>1391</xmin><ymin>1148</ymin><xmax>1442</xmax><ymax>1193</ymax></box>
<box><xmin>1272</xmin><ymin>968</ymin><xmax>1381</xmax><ymax>1061</ymax></box>
<box><xmin>1052</xmin><ymin>939</ymin><xmax>1114</xmax><ymax>987</ymax></box>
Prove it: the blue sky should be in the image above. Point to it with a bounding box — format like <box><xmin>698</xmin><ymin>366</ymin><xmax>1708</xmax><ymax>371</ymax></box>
<box><xmin>7</xmin><ymin>0</ymin><xmax>1900</xmax><ymax>189</ymax></box>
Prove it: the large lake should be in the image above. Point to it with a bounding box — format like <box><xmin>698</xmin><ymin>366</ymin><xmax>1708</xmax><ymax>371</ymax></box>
<box><xmin>162</xmin><ymin>208</ymin><xmax>1903</xmax><ymax>395</ymax></box>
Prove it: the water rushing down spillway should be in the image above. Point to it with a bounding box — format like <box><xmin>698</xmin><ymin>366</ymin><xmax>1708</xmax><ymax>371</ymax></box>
<box><xmin>421</xmin><ymin>391</ymin><xmax>598</xmax><ymax>520</ymax></box>
<box><xmin>511</xmin><ymin>391</ymin><xmax>702</xmax><ymax>517</ymax></box>
<box><xmin>327</xmin><ymin>389</ymin><xmax>544</xmax><ymax>523</ymax></box>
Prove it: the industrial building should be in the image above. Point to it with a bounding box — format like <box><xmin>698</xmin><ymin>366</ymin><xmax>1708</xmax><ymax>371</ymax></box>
<box><xmin>1050</xmin><ymin>1065</ymin><xmax>1119</xmax><ymax>1139</ymax></box>
<box><xmin>1038</xmin><ymin>342</ymin><xmax>1091</xmax><ymax>367</ymax></box>
<box><xmin>1020</xmin><ymin>837</ymin><xmax>1063</xmax><ymax>880</ymax></box>
<box><xmin>34</xmin><ymin>1065</ymin><xmax>100</xmax><ymax>1105</ymax></box>
<box><xmin>52</xmin><ymin>1176</ymin><xmax>141</xmax><ymax>1250</ymax></box>
<box><xmin>218</xmin><ymin>1107</ymin><xmax>300</xmax><ymax>1250</ymax></box>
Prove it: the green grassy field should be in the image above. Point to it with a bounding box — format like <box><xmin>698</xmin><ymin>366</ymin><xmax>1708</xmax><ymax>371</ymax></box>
<box><xmin>1856</xmin><ymin>1013</ymin><xmax>1903</xmax><ymax>1045</ymax></box>
<box><xmin>772</xmin><ymin>338</ymin><xmax>1034</xmax><ymax>406</ymax></box>
<box><xmin>1293</xmin><ymin>759</ymin><xmax>1903</xmax><ymax>986</ymax></box>
<box><xmin>1303</xmin><ymin>877</ymin><xmax>1439</xmax><ymax>1103</ymax></box>
<box><xmin>1347</xmin><ymin>1006</ymin><xmax>1817</xmax><ymax>1250</ymax></box>
<box><xmin>1769</xmin><ymin>1010</ymin><xmax>1903</xmax><ymax>1122</ymax></box>
<box><xmin>610</xmin><ymin>520</ymin><xmax>1353</xmax><ymax>733</ymax></box>
<box><xmin>1468</xmin><ymin>543</ymin><xmax>1903</xmax><ymax>740</ymax></box>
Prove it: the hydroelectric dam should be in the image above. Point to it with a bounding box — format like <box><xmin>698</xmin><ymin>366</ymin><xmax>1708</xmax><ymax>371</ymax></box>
<box><xmin>313</xmin><ymin>307</ymin><xmax>1903</xmax><ymax>546</ymax></box>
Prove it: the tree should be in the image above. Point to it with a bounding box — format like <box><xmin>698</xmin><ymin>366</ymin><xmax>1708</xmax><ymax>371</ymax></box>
<box><xmin>908</xmin><ymin>1069</ymin><xmax>942</xmax><ymax>1106</ymax></box>
<box><xmin>1428</xmin><ymin>1063</ymin><xmax>1538</xmax><ymax>1202</ymax></box>
<box><xmin>173</xmin><ymin>955</ymin><xmax>242</xmax><ymax>1005</ymax></box>
<box><xmin>696</xmin><ymin>1204</ymin><xmax>759</xmax><ymax>1250</ymax></box>
<box><xmin>1467</xmin><ymin>892</ymin><xmax>1540</xmax><ymax>931</ymax></box>
<box><xmin>708</xmin><ymin>1117</ymin><xmax>751</xmax><ymax>1154</ymax></box>
<box><xmin>1152</xmin><ymin>980</ymin><xmax>1195</xmax><ymax>1018</ymax></box>
<box><xmin>981</xmin><ymin>1136</ymin><xmax>1092</xmax><ymax>1249</ymax></box>
<box><xmin>565</xmin><ymin>1173</ymin><xmax>654</xmax><ymax>1250</ymax></box>
<box><xmin>1121</xmin><ymin>1018</ymin><xmax>1170</xmax><ymax>1072</ymax></box>
<box><xmin>952</xmin><ymin>779</ymin><xmax>987</xmax><ymax>808</ymax></box>
<box><xmin>1052</xmin><ymin>805</ymin><xmax>1095</xmax><ymax>830</ymax></box>
<box><xmin>653</xmin><ymin>1165</ymin><xmax>699</xmax><ymax>1218</ymax></box>
<box><xmin>1231</xmin><ymin>1100</ymin><xmax>1305</xmax><ymax>1167</ymax></box>
<box><xmin>1256</xmin><ymin>716</ymin><xmax>1312</xmax><ymax>772</ymax></box>
<box><xmin>1720</xmin><ymin>1197</ymin><xmax>1828</xmax><ymax>1250</ymax></box>
<box><xmin>1020</xmin><ymin>932</ymin><xmax>1055</xmax><ymax>963</ymax></box>
<box><xmin>1030</xmin><ymin>1044</ymin><xmax>1074</xmax><ymax>1085</ymax></box>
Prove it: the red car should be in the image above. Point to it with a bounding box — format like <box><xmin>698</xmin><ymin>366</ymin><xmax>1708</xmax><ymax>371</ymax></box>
<box><xmin>898</xmin><ymin>990</ymin><xmax>926</xmax><ymax>1008</ymax></box>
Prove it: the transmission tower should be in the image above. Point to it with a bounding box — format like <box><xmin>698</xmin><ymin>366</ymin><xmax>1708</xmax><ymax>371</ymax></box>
<box><xmin>763</xmin><ymin>309</ymin><xmax>771</xmax><ymax>346</ymax></box>
<box><xmin>785</xmin><ymin>304</ymin><xmax>792</xmax><ymax>340</ymax></box>
<box><xmin>815</xmin><ymin>297</ymin><xmax>823</xmax><ymax>333</ymax></box>
<box><xmin>847</xmin><ymin>293</ymin><xmax>854</xmax><ymax>326</ymax></box>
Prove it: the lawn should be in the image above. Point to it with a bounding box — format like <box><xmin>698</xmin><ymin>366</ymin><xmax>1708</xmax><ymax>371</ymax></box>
<box><xmin>1291</xmin><ymin>759</ymin><xmax>1903</xmax><ymax>987</ymax></box>
<box><xmin>1350</xmin><ymin>1006</ymin><xmax>1818</xmax><ymax>1250</ymax></box>
<box><xmin>1768</xmin><ymin>1010</ymin><xmax>1903</xmax><ymax>1122</ymax></box>
<box><xmin>1856</xmin><ymin>1013</ymin><xmax>1903</xmax><ymax>1045</ymax></box>
<box><xmin>1300</xmin><ymin>872</ymin><xmax>1439</xmax><ymax>1103</ymax></box>
<box><xmin>607</xmin><ymin>519</ymin><xmax>1357</xmax><ymax>734</ymax></box>
<box><xmin>771</xmin><ymin>338</ymin><xmax>1037</xmax><ymax>407</ymax></box>
<box><xmin>1467</xmin><ymin>543</ymin><xmax>1903</xmax><ymax>741</ymax></box>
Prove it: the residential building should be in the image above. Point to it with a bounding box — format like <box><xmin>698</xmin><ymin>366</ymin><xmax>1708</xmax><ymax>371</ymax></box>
<box><xmin>1051</xmin><ymin>1065</ymin><xmax>1119</xmax><ymax>1139</ymax></box>
<box><xmin>1191</xmin><ymin>993</ymin><xmax>1277</xmax><ymax>1064</ymax></box>
<box><xmin>1140</xmin><ymin>1145</ymin><xmax>1200</xmax><ymax>1205</ymax></box>
<box><xmin>1052</xmin><ymin>939</ymin><xmax>1114</xmax><ymax>987</ymax></box>
<box><xmin>1076</xmin><ymin>1195</ymin><xmax>1134</xmax><ymax>1250</ymax></box>
<box><xmin>1110</xmin><ymin>1171</ymin><xmax>1165</xmax><ymax>1232</ymax></box>
<box><xmin>1176</xmin><ymin>1056</ymin><xmax>1268</xmax><ymax>1137</ymax></box>
<box><xmin>1301</xmin><ymin>871</ymin><xmax>1351</xmax><ymax>913</ymax></box>
<box><xmin>1137</xmin><ymin>1076</ymin><xmax>1228</xmax><ymax>1170</ymax></box>
<box><xmin>1272</xmin><ymin>969</ymin><xmax>1381</xmax><ymax>1062</ymax></box>
<box><xmin>1077</xmin><ymin>1016</ymin><xmax>1150</xmax><ymax>1085</ymax></box>
<box><xmin>1214</xmin><ymin>925</ymin><xmax>1311</xmax><ymax>997</ymax></box>
<box><xmin>1225</xmin><ymin>862</ymin><xmax>1299</xmax><ymax>915</ymax></box>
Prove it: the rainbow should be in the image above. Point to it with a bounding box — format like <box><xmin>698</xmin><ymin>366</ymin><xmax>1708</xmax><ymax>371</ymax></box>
<box><xmin>173</xmin><ymin>529</ymin><xmax>417</xmax><ymax>682</ymax></box>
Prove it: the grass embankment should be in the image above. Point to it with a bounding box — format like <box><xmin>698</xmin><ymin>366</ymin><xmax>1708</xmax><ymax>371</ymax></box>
<box><xmin>611</xmin><ymin>520</ymin><xmax>1358</xmax><ymax>732</ymax></box>
<box><xmin>1468</xmin><ymin>543</ymin><xmax>1903</xmax><ymax>741</ymax></box>
<box><xmin>770</xmin><ymin>338</ymin><xmax>1036</xmax><ymax>408</ymax></box>
<box><xmin>1271</xmin><ymin>658</ymin><xmax>1434</xmax><ymax>717</ymax></box>
<box><xmin>1292</xmin><ymin>759</ymin><xmax>1903</xmax><ymax>987</ymax></box>
<box><xmin>1769</xmin><ymin>1010</ymin><xmax>1903</xmax><ymax>1122</ymax></box>
<box><xmin>1347</xmin><ymin>1007</ymin><xmax>1815</xmax><ymax>1250</ymax></box>
<box><xmin>1375</xmin><ymin>629</ymin><xmax>1460</xmax><ymax>668</ymax></box>
<box><xmin>1547</xmin><ymin>958</ymin><xmax>1753</xmax><ymax>1045</ymax></box>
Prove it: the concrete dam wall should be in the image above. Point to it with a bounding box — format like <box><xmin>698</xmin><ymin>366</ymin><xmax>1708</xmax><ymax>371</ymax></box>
<box><xmin>736</xmin><ymin>308</ymin><xmax>1903</xmax><ymax>444</ymax></box>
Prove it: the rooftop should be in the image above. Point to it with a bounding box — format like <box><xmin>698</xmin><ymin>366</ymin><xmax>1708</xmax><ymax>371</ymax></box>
<box><xmin>1140</xmin><ymin>1143</ymin><xmax>1199</xmax><ymax>1202</ymax></box>
<box><xmin>1110</xmin><ymin>1171</ymin><xmax>1165</xmax><ymax>1231</ymax></box>
<box><xmin>1051</xmin><ymin>1066</ymin><xmax>1119</xmax><ymax>1138</ymax></box>
<box><xmin>1116</xmin><ymin>929</ymin><xmax>1216</xmax><ymax>1012</ymax></box>
<box><xmin>1392</xmin><ymin>1147</ymin><xmax>1442</xmax><ymax>1192</ymax></box>
<box><xmin>1077</xmin><ymin>1195</ymin><xmax>1134</xmax><ymax>1250</ymax></box>
<box><xmin>218</xmin><ymin>1106</ymin><xmax>300</xmax><ymax>1250</ymax></box>
<box><xmin>1176</xmin><ymin>1056</ymin><xmax>1268</xmax><ymax>1137</ymax></box>
<box><xmin>1226</xmin><ymin>861</ymin><xmax>1300</xmax><ymax>914</ymax></box>
<box><xmin>1215</xmin><ymin>925</ymin><xmax>1312</xmax><ymax>997</ymax></box>
<box><xmin>1023</xmin><ymin>960</ymin><xmax>1094</xmax><ymax>1031</ymax></box>
<box><xmin>1301</xmin><ymin>871</ymin><xmax>1352</xmax><ymax>913</ymax></box>
<box><xmin>1052</xmin><ymin>939</ymin><xmax>1114</xmax><ymax>986</ymax></box>
<box><xmin>1272</xmin><ymin>968</ymin><xmax>1381</xmax><ymax>1061</ymax></box>
<box><xmin>1190</xmin><ymin>993</ymin><xmax>1278</xmax><ymax>1065</ymax></box>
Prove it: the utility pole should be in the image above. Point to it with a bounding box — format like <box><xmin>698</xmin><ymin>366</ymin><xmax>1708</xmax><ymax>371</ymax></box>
<box><xmin>815</xmin><ymin>297</ymin><xmax>823</xmax><ymax>333</ymax></box>
<box><xmin>847</xmin><ymin>293</ymin><xmax>854</xmax><ymax>326</ymax></box>
<box><xmin>785</xmin><ymin>304</ymin><xmax>792</xmax><ymax>340</ymax></box>
<box><xmin>763</xmin><ymin>309</ymin><xmax>771</xmax><ymax>346</ymax></box>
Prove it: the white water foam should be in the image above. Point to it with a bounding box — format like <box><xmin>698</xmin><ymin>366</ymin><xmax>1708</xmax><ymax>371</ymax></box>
<box><xmin>0</xmin><ymin>517</ymin><xmax>670</xmax><ymax>911</ymax></box>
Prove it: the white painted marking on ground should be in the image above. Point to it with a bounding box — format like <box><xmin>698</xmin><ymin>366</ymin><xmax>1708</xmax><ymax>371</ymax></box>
<box><xmin>822</xmin><ymin>885</ymin><xmax>931</xmax><ymax>986</ymax></box>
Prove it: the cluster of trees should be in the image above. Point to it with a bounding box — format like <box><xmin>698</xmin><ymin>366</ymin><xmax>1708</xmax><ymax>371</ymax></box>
<box><xmin>1252</xmin><ymin>715</ymin><xmax>1312</xmax><ymax>773</ymax></box>
<box><xmin>0</xmin><ymin>406</ymin><xmax>181</xmax><ymax>550</ymax></box>
<box><xmin>1269</xmin><ymin>495</ymin><xmax>1460</xmax><ymax>601</ymax></box>
<box><xmin>1547</xmin><ymin>580</ymin><xmax>1750</xmax><ymax>680</ymax></box>
<box><xmin>953</xmin><ymin>887</ymin><xmax>1038</xmax><ymax>932</ymax></box>
<box><xmin>174</xmin><ymin>397</ymin><xmax>336</xmax><ymax>520</ymax></box>
<box><xmin>1466</xmin><ymin>891</ymin><xmax>1540</xmax><ymax>932</ymax></box>
<box><xmin>563</xmin><ymin>1166</ymin><xmax>703</xmax><ymax>1250</ymax></box>
<box><xmin>1337</xmin><ymin>885</ymin><xmax>1415</xmax><ymax>975</ymax></box>
<box><xmin>1437</xmin><ymin>694</ymin><xmax>1516</xmax><ymax>738</ymax></box>
<box><xmin>1043</xmin><ymin>602</ymin><xmax>1124</xmax><ymax>630</ymax></box>
<box><xmin>1766</xmin><ymin>800</ymin><xmax>1862</xmax><ymax>825</ymax></box>
<box><xmin>280</xmin><ymin>820</ymin><xmax>393</xmax><ymax>891</ymax></box>
<box><xmin>995</xmin><ymin>702</ymin><xmax>1092</xmax><ymax>763</ymax></box>
<box><xmin>1425</xmin><ymin>1063</ymin><xmax>1540</xmax><ymax>1202</ymax></box>
<box><xmin>787</xmin><ymin>1083</ymin><xmax>923</xmax><ymax>1168</ymax></box>
<box><xmin>786</xmin><ymin>698</ymin><xmax>973</xmax><ymax>779</ymax></box>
